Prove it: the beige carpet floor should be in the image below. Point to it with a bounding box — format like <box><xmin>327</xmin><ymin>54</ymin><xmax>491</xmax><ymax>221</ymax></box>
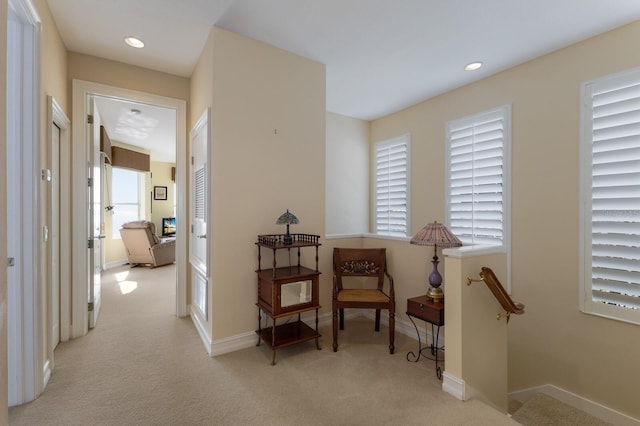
<box><xmin>9</xmin><ymin>264</ymin><xmax>518</xmax><ymax>426</ymax></box>
<box><xmin>512</xmin><ymin>394</ymin><xmax>613</xmax><ymax>426</ymax></box>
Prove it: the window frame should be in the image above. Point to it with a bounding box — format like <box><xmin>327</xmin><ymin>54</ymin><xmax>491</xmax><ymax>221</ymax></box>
<box><xmin>110</xmin><ymin>167</ymin><xmax>144</xmax><ymax>238</ymax></box>
<box><xmin>373</xmin><ymin>134</ymin><xmax>411</xmax><ymax>237</ymax></box>
<box><xmin>580</xmin><ymin>66</ymin><xmax>640</xmax><ymax>325</ymax></box>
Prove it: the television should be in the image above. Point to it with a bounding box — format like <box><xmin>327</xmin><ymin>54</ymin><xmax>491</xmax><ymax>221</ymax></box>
<box><xmin>162</xmin><ymin>217</ymin><xmax>176</xmax><ymax>237</ymax></box>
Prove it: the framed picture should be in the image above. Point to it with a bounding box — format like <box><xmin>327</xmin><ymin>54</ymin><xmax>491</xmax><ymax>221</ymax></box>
<box><xmin>154</xmin><ymin>186</ymin><xmax>167</xmax><ymax>200</ymax></box>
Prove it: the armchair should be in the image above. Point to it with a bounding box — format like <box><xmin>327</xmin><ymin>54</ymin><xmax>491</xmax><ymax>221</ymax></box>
<box><xmin>119</xmin><ymin>220</ymin><xmax>175</xmax><ymax>268</ymax></box>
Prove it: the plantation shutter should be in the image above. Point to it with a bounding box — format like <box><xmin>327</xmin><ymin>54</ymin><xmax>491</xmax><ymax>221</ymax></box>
<box><xmin>447</xmin><ymin>107</ymin><xmax>508</xmax><ymax>246</ymax></box>
<box><xmin>375</xmin><ymin>135</ymin><xmax>409</xmax><ymax>236</ymax></box>
<box><xmin>586</xmin><ymin>73</ymin><xmax>640</xmax><ymax>310</ymax></box>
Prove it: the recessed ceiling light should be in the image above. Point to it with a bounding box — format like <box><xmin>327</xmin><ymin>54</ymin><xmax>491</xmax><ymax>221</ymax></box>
<box><xmin>464</xmin><ymin>62</ymin><xmax>483</xmax><ymax>71</ymax></box>
<box><xmin>124</xmin><ymin>36</ymin><xmax>144</xmax><ymax>49</ymax></box>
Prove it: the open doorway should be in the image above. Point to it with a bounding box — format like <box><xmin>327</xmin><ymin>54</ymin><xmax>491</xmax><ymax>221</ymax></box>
<box><xmin>93</xmin><ymin>95</ymin><xmax>177</xmax><ymax>272</ymax></box>
<box><xmin>70</xmin><ymin>80</ymin><xmax>188</xmax><ymax>339</ymax></box>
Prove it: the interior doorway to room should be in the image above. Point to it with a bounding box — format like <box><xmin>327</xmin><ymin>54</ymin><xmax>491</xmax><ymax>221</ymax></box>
<box><xmin>71</xmin><ymin>80</ymin><xmax>188</xmax><ymax>339</ymax></box>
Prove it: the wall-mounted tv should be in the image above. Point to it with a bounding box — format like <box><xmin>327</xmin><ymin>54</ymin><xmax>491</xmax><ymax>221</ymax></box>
<box><xmin>162</xmin><ymin>217</ymin><xmax>176</xmax><ymax>237</ymax></box>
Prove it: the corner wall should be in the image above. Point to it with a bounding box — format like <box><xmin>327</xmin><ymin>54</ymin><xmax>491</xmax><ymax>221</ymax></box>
<box><xmin>369</xmin><ymin>21</ymin><xmax>640</xmax><ymax>419</ymax></box>
<box><xmin>192</xmin><ymin>27</ymin><xmax>326</xmax><ymax>341</ymax></box>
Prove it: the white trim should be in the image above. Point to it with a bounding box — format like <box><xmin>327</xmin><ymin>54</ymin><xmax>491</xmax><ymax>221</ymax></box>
<box><xmin>46</xmin><ymin>96</ymin><xmax>69</xmax><ymax>374</ymax></box>
<box><xmin>211</xmin><ymin>331</ymin><xmax>255</xmax><ymax>356</ymax></box>
<box><xmin>42</xmin><ymin>360</ymin><xmax>52</xmax><ymax>389</ymax></box>
<box><xmin>442</xmin><ymin>244</ymin><xmax>505</xmax><ymax>259</ymax></box>
<box><xmin>442</xmin><ymin>372</ymin><xmax>466</xmax><ymax>401</ymax></box>
<box><xmin>190</xmin><ymin>305</ymin><xmax>213</xmax><ymax>355</ymax></box>
<box><xmin>7</xmin><ymin>0</ymin><xmax>43</xmax><ymax>406</ymax></box>
<box><xmin>579</xmin><ymin>67</ymin><xmax>640</xmax><ymax>325</ymax></box>
<box><xmin>103</xmin><ymin>259</ymin><xmax>129</xmax><ymax>270</ymax></box>
<box><xmin>509</xmin><ymin>384</ymin><xmax>640</xmax><ymax>426</ymax></box>
<box><xmin>72</xmin><ymin>79</ymin><xmax>189</xmax><ymax>339</ymax></box>
<box><xmin>206</xmin><ymin>311</ymin><xmax>434</xmax><ymax>358</ymax></box>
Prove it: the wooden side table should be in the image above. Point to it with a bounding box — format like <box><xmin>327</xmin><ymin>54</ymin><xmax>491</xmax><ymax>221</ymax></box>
<box><xmin>406</xmin><ymin>295</ymin><xmax>444</xmax><ymax>379</ymax></box>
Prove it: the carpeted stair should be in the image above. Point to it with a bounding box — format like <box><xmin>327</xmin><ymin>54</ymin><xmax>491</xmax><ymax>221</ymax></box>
<box><xmin>511</xmin><ymin>393</ymin><xmax>613</xmax><ymax>426</ymax></box>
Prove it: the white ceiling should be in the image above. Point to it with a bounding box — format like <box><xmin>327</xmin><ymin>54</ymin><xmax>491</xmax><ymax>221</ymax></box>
<box><xmin>93</xmin><ymin>96</ymin><xmax>176</xmax><ymax>163</ymax></box>
<box><xmin>47</xmin><ymin>0</ymin><xmax>640</xmax><ymax>160</ymax></box>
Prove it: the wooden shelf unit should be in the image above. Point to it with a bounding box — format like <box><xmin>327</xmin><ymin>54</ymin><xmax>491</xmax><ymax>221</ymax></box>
<box><xmin>255</xmin><ymin>234</ymin><xmax>322</xmax><ymax>365</ymax></box>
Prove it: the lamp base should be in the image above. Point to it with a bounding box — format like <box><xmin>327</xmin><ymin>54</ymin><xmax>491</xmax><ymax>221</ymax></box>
<box><xmin>427</xmin><ymin>286</ymin><xmax>444</xmax><ymax>303</ymax></box>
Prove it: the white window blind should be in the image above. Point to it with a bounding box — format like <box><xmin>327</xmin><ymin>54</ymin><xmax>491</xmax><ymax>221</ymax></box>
<box><xmin>446</xmin><ymin>106</ymin><xmax>510</xmax><ymax>247</ymax></box>
<box><xmin>581</xmin><ymin>68</ymin><xmax>640</xmax><ymax>323</ymax></box>
<box><xmin>374</xmin><ymin>135</ymin><xmax>409</xmax><ymax>237</ymax></box>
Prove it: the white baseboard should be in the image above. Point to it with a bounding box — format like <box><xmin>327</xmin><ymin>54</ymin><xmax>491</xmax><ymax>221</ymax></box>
<box><xmin>361</xmin><ymin>309</ymin><xmax>443</xmax><ymax>347</ymax></box>
<box><xmin>442</xmin><ymin>372</ymin><xmax>466</xmax><ymax>400</ymax></box>
<box><xmin>205</xmin><ymin>309</ymin><xmax>437</xmax><ymax>358</ymax></box>
<box><xmin>103</xmin><ymin>259</ymin><xmax>128</xmax><ymax>270</ymax></box>
<box><xmin>190</xmin><ymin>305</ymin><xmax>212</xmax><ymax>355</ymax></box>
<box><xmin>208</xmin><ymin>310</ymin><xmax>355</xmax><ymax>357</ymax></box>
<box><xmin>509</xmin><ymin>384</ymin><xmax>640</xmax><ymax>426</ymax></box>
<box><xmin>42</xmin><ymin>359</ymin><xmax>52</xmax><ymax>390</ymax></box>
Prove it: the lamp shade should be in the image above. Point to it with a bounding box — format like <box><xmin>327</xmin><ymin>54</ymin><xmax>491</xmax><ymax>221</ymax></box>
<box><xmin>276</xmin><ymin>209</ymin><xmax>299</xmax><ymax>225</ymax></box>
<box><xmin>410</xmin><ymin>221</ymin><xmax>462</xmax><ymax>248</ymax></box>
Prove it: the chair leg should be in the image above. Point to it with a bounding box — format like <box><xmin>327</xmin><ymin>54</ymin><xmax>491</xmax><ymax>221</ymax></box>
<box><xmin>375</xmin><ymin>309</ymin><xmax>381</xmax><ymax>332</ymax></box>
<box><xmin>339</xmin><ymin>308</ymin><xmax>345</xmax><ymax>330</ymax></box>
<box><xmin>332</xmin><ymin>308</ymin><xmax>339</xmax><ymax>352</ymax></box>
<box><xmin>389</xmin><ymin>311</ymin><xmax>395</xmax><ymax>354</ymax></box>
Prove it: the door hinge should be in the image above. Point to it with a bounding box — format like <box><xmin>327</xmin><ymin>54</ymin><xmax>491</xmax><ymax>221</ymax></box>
<box><xmin>8</xmin><ymin>257</ymin><xmax>15</xmax><ymax>267</ymax></box>
<box><xmin>191</xmin><ymin>156</ymin><xmax>194</xmax><ymax>165</ymax></box>
<box><xmin>88</xmin><ymin>302</ymin><xmax>94</xmax><ymax>312</ymax></box>
<box><xmin>87</xmin><ymin>114</ymin><xmax>94</xmax><ymax>124</ymax></box>
<box><xmin>88</xmin><ymin>239</ymin><xmax>94</xmax><ymax>249</ymax></box>
<box><xmin>88</xmin><ymin>177</ymin><xmax>93</xmax><ymax>187</ymax></box>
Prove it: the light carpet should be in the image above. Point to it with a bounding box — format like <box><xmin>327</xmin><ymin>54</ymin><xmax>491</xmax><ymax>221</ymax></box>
<box><xmin>9</xmin><ymin>264</ymin><xmax>518</xmax><ymax>425</ymax></box>
<box><xmin>512</xmin><ymin>393</ymin><xmax>613</xmax><ymax>426</ymax></box>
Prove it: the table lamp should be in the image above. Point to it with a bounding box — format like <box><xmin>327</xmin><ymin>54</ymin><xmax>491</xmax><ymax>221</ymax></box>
<box><xmin>276</xmin><ymin>209</ymin><xmax>299</xmax><ymax>245</ymax></box>
<box><xmin>410</xmin><ymin>221</ymin><xmax>462</xmax><ymax>301</ymax></box>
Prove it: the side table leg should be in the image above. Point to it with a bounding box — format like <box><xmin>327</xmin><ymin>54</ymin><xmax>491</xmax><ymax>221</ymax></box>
<box><xmin>406</xmin><ymin>315</ymin><xmax>423</xmax><ymax>362</ymax></box>
<box><xmin>433</xmin><ymin>324</ymin><xmax>443</xmax><ymax>380</ymax></box>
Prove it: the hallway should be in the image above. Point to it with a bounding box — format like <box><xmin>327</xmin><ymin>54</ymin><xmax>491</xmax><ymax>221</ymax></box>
<box><xmin>8</xmin><ymin>264</ymin><xmax>208</xmax><ymax>424</ymax></box>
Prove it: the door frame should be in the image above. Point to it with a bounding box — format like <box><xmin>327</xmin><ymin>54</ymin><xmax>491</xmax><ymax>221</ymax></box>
<box><xmin>7</xmin><ymin>0</ymin><xmax>43</xmax><ymax>405</ymax></box>
<box><xmin>47</xmin><ymin>96</ymin><xmax>71</xmax><ymax>354</ymax></box>
<box><xmin>70</xmin><ymin>79</ymin><xmax>188</xmax><ymax>338</ymax></box>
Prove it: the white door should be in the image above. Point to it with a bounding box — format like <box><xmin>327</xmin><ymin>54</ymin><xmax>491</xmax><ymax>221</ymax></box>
<box><xmin>88</xmin><ymin>98</ymin><xmax>103</xmax><ymax>328</ymax></box>
<box><xmin>190</xmin><ymin>109</ymin><xmax>209</xmax><ymax>318</ymax></box>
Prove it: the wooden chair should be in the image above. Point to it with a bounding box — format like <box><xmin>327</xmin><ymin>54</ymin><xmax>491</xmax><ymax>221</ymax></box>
<box><xmin>332</xmin><ymin>248</ymin><xmax>395</xmax><ymax>354</ymax></box>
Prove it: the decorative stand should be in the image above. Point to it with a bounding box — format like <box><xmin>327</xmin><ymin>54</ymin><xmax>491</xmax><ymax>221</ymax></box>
<box><xmin>255</xmin><ymin>233</ymin><xmax>322</xmax><ymax>365</ymax></box>
<box><xmin>406</xmin><ymin>295</ymin><xmax>445</xmax><ymax>379</ymax></box>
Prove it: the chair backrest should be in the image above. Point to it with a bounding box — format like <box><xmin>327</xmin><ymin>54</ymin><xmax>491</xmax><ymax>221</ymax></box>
<box><xmin>333</xmin><ymin>248</ymin><xmax>387</xmax><ymax>291</ymax></box>
<box><xmin>120</xmin><ymin>221</ymin><xmax>160</xmax><ymax>253</ymax></box>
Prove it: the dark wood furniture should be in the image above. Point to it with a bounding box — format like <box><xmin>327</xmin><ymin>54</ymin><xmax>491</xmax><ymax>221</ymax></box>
<box><xmin>255</xmin><ymin>234</ymin><xmax>321</xmax><ymax>365</ymax></box>
<box><xmin>332</xmin><ymin>248</ymin><xmax>395</xmax><ymax>354</ymax></box>
<box><xmin>406</xmin><ymin>295</ymin><xmax>444</xmax><ymax>379</ymax></box>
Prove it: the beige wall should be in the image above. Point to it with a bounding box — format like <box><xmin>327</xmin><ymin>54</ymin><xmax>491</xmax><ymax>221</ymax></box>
<box><xmin>370</xmin><ymin>21</ymin><xmax>640</xmax><ymax>419</ymax></box>
<box><xmin>67</xmin><ymin>52</ymin><xmax>190</xmax><ymax>105</ymax></box>
<box><xmin>0</xmin><ymin>0</ymin><xmax>7</xmax><ymax>421</ymax></box>
<box><xmin>150</xmin><ymin>161</ymin><xmax>176</xmax><ymax>233</ymax></box>
<box><xmin>203</xmin><ymin>27</ymin><xmax>326</xmax><ymax>339</ymax></box>
<box><xmin>36</xmin><ymin>0</ymin><xmax>68</xmax><ymax>401</ymax></box>
<box><xmin>326</xmin><ymin>112</ymin><xmax>370</xmax><ymax>235</ymax></box>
